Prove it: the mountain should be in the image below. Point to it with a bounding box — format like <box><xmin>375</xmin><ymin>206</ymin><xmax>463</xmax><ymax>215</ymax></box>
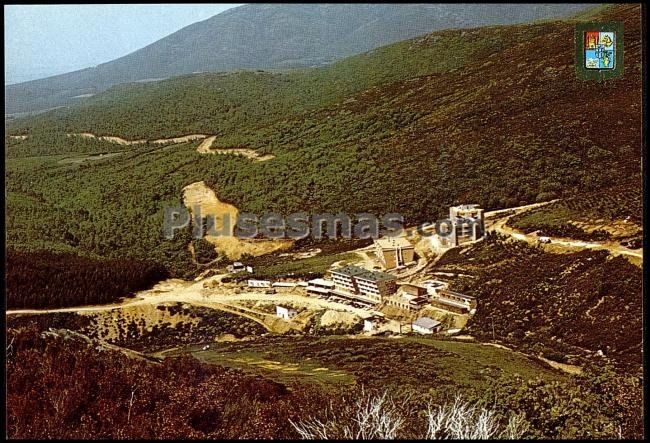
<box><xmin>5</xmin><ymin>3</ymin><xmax>595</xmax><ymax>115</ymax></box>
<box><xmin>6</xmin><ymin>3</ymin><xmax>641</xmax><ymax>276</ymax></box>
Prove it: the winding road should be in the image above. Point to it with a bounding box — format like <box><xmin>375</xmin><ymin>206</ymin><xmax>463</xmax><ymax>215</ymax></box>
<box><xmin>485</xmin><ymin>201</ymin><xmax>643</xmax><ymax>261</ymax></box>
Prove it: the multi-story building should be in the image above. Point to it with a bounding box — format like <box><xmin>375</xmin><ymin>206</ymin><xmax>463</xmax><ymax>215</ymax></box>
<box><xmin>374</xmin><ymin>237</ymin><xmax>415</xmax><ymax>269</ymax></box>
<box><xmin>449</xmin><ymin>204</ymin><xmax>485</xmax><ymax>246</ymax></box>
<box><xmin>330</xmin><ymin>265</ymin><xmax>397</xmax><ymax>304</ymax></box>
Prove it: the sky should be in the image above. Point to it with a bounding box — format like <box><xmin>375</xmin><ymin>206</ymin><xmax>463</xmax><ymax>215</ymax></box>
<box><xmin>4</xmin><ymin>4</ymin><xmax>241</xmax><ymax>84</ymax></box>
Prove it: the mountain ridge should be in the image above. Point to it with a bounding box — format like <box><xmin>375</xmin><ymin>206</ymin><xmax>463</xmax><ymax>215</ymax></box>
<box><xmin>5</xmin><ymin>3</ymin><xmax>595</xmax><ymax>114</ymax></box>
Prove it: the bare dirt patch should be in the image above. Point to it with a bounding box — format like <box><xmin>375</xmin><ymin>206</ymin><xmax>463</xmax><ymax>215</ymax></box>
<box><xmin>182</xmin><ymin>181</ymin><xmax>292</xmax><ymax>260</ymax></box>
<box><xmin>319</xmin><ymin>310</ymin><xmax>361</xmax><ymax>328</ymax></box>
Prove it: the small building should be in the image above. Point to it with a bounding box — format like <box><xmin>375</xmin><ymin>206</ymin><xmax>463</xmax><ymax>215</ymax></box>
<box><xmin>276</xmin><ymin>305</ymin><xmax>297</xmax><ymax>320</ymax></box>
<box><xmin>438</xmin><ymin>289</ymin><xmax>477</xmax><ymax>310</ymax></box>
<box><xmin>362</xmin><ymin>314</ymin><xmax>386</xmax><ymax>333</ymax></box>
<box><xmin>399</xmin><ymin>283</ymin><xmax>428</xmax><ymax>297</ymax></box>
<box><xmin>246</xmin><ymin>266</ymin><xmax>254</xmax><ymax>273</ymax></box>
<box><xmin>386</xmin><ymin>293</ymin><xmax>428</xmax><ymax>311</ymax></box>
<box><xmin>272</xmin><ymin>282</ymin><xmax>298</xmax><ymax>288</ymax></box>
<box><xmin>421</xmin><ymin>280</ymin><xmax>449</xmax><ymax>296</ymax></box>
<box><xmin>306</xmin><ymin>278</ymin><xmax>335</xmax><ymax>295</ymax></box>
<box><xmin>248</xmin><ymin>279</ymin><xmax>272</xmax><ymax>288</ymax></box>
<box><xmin>431</xmin><ymin>289</ymin><xmax>477</xmax><ymax>314</ymax></box>
<box><xmin>374</xmin><ymin>237</ymin><xmax>415</xmax><ymax>269</ymax></box>
<box><xmin>233</xmin><ymin>262</ymin><xmax>245</xmax><ymax>271</ymax></box>
<box><xmin>411</xmin><ymin>317</ymin><xmax>442</xmax><ymax>334</ymax></box>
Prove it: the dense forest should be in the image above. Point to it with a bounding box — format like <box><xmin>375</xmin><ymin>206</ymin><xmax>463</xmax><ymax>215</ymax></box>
<box><xmin>6</xmin><ymin>250</ymin><xmax>168</xmax><ymax>309</ymax></box>
<box><xmin>6</xmin><ymin>26</ymin><xmax>517</xmax><ymax>140</ymax></box>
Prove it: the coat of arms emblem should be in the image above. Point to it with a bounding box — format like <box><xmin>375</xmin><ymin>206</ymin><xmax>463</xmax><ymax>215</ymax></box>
<box><xmin>584</xmin><ymin>31</ymin><xmax>615</xmax><ymax>69</ymax></box>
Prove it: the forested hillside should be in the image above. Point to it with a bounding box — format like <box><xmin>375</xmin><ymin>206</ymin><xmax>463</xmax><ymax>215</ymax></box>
<box><xmin>6</xmin><ymin>250</ymin><xmax>168</xmax><ymax>309</ymax></box>
<box><xmin>6</xmin><ymin>25</ymin><xmax>536</xmax><ymax>139</ymax></box>
<box><xmin>5</xmin><ymin>5</ymin><xmax>642</xmax><ymax>276</ymax></box>
<box><xmin>5</xmin><ymin>4</ymin><xmax>593</xmax><ymax>114</ymax></box>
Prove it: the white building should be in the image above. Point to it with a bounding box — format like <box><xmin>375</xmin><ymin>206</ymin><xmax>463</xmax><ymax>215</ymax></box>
<box><xmin>363</xmin><ymin>319</ymin><xmax>377</xmax><ymax>332</ymax></box>
<box><xmin>421</xmin><ymin>280</ymin><xmax>449</xmax><ymax>296</ymax></box>
<box><xmin>411</xmin><ymin>317</ymin><xmax>442</xmax><ymax>334</ymax></box>
<box><xmin>431</xmin><ymin>204</ymin><xmax>485</xmax><ymax>250</ymax></box>
<box><xmin>276</xmin><ymin>305</ymin><xmax>297</xmax><ymax>320</ymax></box>
<box><xmin>362</xmin><ymin>315</ymin><xmax>385</xmax><ymax>333</ymax></box>
<box><xmin>306</xmin><ymin>278</ymin><xmax>335</xmax><ymax>295</ymax></box>
<box><xmin>248</xmin><ymin>279</ymin><xmax>272</xmax><ymax>288</ymax></box>
<box><xmin>272</xmin><ymin>282</ymin><xmax>298</xmax><ymax>287</ymax></box>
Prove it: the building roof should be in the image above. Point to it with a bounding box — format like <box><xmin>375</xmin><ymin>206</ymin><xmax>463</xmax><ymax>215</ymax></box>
<box><xmin>306</xmin><ymin>286</ymin><xmax>330</xmax><ymax>294</ymax></box>
<box><xmin>434</xmin><ymin>297</ymin><xmax>470</xmax><ymax>310</ymax></box>
<box><xmin>308</xmin><ymin>278</ymin><xmax>335</xmax><ymax>287</ymax></box>
<box><xmin>332</xmin><ymin>265</ymin><xmax>396</xmax><ymax>282</ymax></box>
<box><xmin>375</xmin><ymin>237</ymin><xmax>413</xmax><ymax>250</ymax></box>
<box><xmin>331</xmin><ymin>265</ymin><xmax>367</xmax><ymax>277</ymax></box>
<box><xmin>412</xmin><ymin>317</ymin><xmax>441</xmax><ymax>329</ymax></box>
<box><xmin>451</xmin><ymin>204</ymin><xmax>482</xmax><ymax>211</ymax></box>
<box><xmin>439</xmin><ymin>289</ymin><xmax>476</xmax><ymax>301</ymax></box>
<box><xmin>422</xmin><ymin>280</ymin><xmax>448</xmax><ymax>289</ymax></box>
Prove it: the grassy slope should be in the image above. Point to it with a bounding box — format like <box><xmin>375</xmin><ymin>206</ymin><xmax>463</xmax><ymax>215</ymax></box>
<box><xmin>4</xmin><ymin>5</ymin><xmax>642</xmax><ymax>275</ymax></box>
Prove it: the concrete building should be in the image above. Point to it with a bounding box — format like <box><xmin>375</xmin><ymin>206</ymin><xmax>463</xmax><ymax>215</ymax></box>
<box><xmin>374</xmin><ymin>237</ymin><xmax>415</xmax><ymax>269</ymax></box>
<box><xmin>330</xmin><ymin>265</ymin><xmax>397</xmax><ymax>304</ymax></box>
<box><xmin>386</xmin><ymin>283</ymin><xmax>429</xmax><ymax>311</ymax></box>
<box><xmin>248</xmin><ymin>279</ymin><xmax>272</xmax><ymax>288</ymax></box>
<box><xmin>421</xmin><ymin>280</ymin><xmax>449</xmax><ymax>296</ymax></box>
<box><xmin>449</xmin><ymin>204</ymin><xmax>485</xmax><ymax>246</ymax></box>
<box><xmin>411</xmin><ymin>317</ymin><xmax>442</xmax><ymax>334</ymax></box>
<box><xmin>432</xmin><ymin>289</ymin><xmax>477</xmax><ymax>314</ymax></box>
<box><xmin>386</xmin><ymin>293</ymin><xmax>428</xmax><ymax>311</ymax></box>
<box><xmin>400</xmin><ymin>283</ymin><xmax>428</xmax><ymax>297</ymax></box>
<box><xmin>276</xmin><ymin>305</ymin><xmax>297</xmax><ymax>320</ymax></box>
<box><xmin>306</xmin><ymin>278</ymin><xmax>335</xmax><ymax>295</ymax></box>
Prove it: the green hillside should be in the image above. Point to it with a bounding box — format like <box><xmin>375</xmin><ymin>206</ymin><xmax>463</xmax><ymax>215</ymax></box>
<box><xmin>5</xmin><ymin>5</ymin><xmax>642</xmax><ymax>276</ymax></box>
<box><xmin>5</xmin><ymin>4</ymin><xmax>595</xmax><ymax>115</ymax></box>
<box><xmin>7</xmin><ymin>26</ymin><xmax>521</xmax><ymax>140</ymax></box>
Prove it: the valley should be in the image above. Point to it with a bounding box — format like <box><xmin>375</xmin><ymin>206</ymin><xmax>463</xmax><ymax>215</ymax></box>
<box><xmin>4</xmin><ymin>3</ymin><xmax>644</xmax><ymax>440</ymax></box>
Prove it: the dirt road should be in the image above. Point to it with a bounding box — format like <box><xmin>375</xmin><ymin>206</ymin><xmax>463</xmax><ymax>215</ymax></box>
<box><xmin>487</xmin><ymin>202</ymin><xmax>643</xmax><ymax>261</ymax></box>
<box><xmin>195</xmin><ymin>135</ymin><xmax>274</xmax><ymax>161</ymax></box>
<box><xmin>67</xmin><ymin>132</ymin><xmax>208</xmax><ymax>146</ymax></box>
<box><xmin>6</xmin><ymin>275</ymin><xmax>381</xmax><ymax>321</ymax></box>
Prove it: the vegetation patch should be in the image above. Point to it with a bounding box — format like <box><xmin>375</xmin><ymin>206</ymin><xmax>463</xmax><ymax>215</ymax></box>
<box><xmin>437</xmin><ymin>233</ymin><xmax>642</xmax><ymax>372</ymax></box>
<box><xmin>6</xmin><ymin>249</ymin><xmax>168</xmax><ymax>309</ymax></box>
